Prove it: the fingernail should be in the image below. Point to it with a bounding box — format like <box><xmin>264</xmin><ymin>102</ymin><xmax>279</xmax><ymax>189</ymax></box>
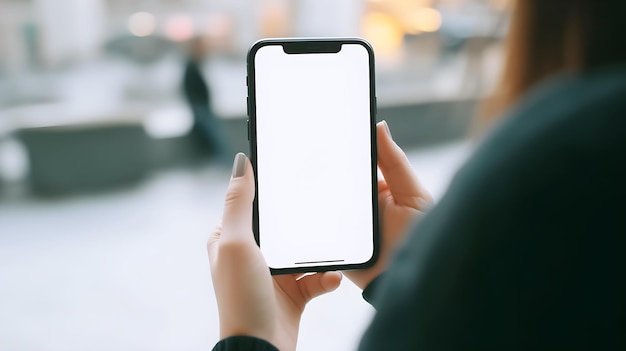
<box><xmin>383</xmin><ymin>120</ymin><xmax>392</xmax><ymax>139</ymax></box>
<box><xmin>232</xmin><ymin>153</ymin><xmax>247</xmax><ymax>178</ymax></box>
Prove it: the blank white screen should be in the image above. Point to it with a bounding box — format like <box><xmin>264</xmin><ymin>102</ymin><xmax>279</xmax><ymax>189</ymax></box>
<box><xmin>254</xmin><ymin>43</ymin><xmax>374</xmax><ymax>269</ymax></box>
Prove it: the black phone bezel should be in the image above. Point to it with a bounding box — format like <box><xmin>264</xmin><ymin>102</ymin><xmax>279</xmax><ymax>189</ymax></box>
<box><xmin>246</xmin><ymin>37</ymin><xmax>380</xmax><ymax>275</ymax></box>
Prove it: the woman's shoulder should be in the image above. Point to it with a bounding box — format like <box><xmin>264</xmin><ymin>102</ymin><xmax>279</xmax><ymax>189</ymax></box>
<box><xmin>459</xmin><ymin>65</ymin><xmax>626</xmax><ymax>189</ymax></box>
<box><xmin>487</xmin><ymin>65</ymin><xmax>626</xmax><ymax>155</ymax></box>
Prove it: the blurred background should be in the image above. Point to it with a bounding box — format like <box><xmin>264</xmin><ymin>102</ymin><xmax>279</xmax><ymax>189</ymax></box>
<box><xmin>0</xmin><ymin>0</ymin><xmax>508</xmax><ymax>350</ymax></box>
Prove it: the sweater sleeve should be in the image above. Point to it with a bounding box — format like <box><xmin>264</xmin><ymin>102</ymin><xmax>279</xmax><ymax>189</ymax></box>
<box><xmin>361</xmin><ymin>274</ymin><xmax>385</xmax><ymax>307</ymax></box>
<box><xmin>212</xmin><ymin>336</ymin><xmax>279</xmax><ymax>351</ymax></box>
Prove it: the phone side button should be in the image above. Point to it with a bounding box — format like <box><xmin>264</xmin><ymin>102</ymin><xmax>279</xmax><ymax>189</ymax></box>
<box><xmin>374</xmin><ymin>96</ymin><xmax>378</xmax><ymax>117</ymax></box>
<box><xmin>247</xmin><ymin>119</ymin><xmax>250</xmax><ymax>140</ymax></box>
<box><xmin>246</xmin><ymin>97</ymin><xmax>250</xmax><ymax>116</ymax></box>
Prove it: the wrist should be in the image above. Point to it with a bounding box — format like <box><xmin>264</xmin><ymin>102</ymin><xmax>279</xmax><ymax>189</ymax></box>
<box><xmin>362</xmin><ymin>274</ymin><xmax>385</xmax><ymax>306</ymax></box>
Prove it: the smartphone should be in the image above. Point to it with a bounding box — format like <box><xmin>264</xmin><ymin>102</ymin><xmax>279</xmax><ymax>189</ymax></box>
<box><xmin>247</xmin><ymin>38</ymin><xmax>379</xmax><ymax>274</ymax></box>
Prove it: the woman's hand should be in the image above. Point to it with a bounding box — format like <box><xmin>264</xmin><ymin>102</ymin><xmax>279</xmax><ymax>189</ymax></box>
<box><xmin>344</xmin><ymin>121</ymin><xmax>432</xmax><ymax>290</ymax></box>
<box><xmin>208</xmin><ymin>153</ymin><xmax>342</xmax><ymax>351</ymax></box>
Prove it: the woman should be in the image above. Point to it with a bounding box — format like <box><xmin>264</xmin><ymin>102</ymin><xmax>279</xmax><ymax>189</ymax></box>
<box><xmin>209</xmin><ymin>1</ymin><xmax>626</xmax><ymax>350</ymax></box>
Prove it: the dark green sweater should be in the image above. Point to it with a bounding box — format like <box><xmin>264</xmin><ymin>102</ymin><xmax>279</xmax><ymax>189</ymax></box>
<box><xmin>214</xmin><ymin>66</ymin><xmax>626</xmax><ymax>350</ymax></box>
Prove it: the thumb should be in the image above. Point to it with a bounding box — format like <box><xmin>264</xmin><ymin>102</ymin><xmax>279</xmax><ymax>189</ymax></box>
<box><xmin>221</xmin><ymin>152</ymin><xmax>256</xmax><ymax>242</ymax></box>
<box><xmin>296</xmin><ymin>272</ymin><xmax>343</xmax><ymax>303</ymax></box>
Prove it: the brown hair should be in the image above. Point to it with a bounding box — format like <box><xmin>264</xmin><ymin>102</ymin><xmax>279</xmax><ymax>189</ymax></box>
<box><xmin>482</xmin><ymin>0</ymin><xmax>626</xmax><ymax>125</ymax></box>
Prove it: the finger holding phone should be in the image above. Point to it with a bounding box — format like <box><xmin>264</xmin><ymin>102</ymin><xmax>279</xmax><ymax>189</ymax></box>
<box><xmin>344</xmin><ymin>121</ymin><xmax>432</xmax><ymax>290</ymax></box>
<box><xmin>208</xmin><ymin>154</ymin><xmax>342</xmax><ymax>351</ymax></box>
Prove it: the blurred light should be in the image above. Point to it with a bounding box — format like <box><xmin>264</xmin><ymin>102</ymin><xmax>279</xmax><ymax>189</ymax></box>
<box><xmin>260</xmin><ymin>3</ymin><xmax>289</xmax><ymax>38</ymax></box>
<box><xmin>128</xmin><ymin>12</ymin><xmax>156</xmax><ymax>37</ymax></box>
<box><xmin>206</xmin><ymin>13</ymin><xmax>233</xmax><ymax>38</ymax></box>
<box><xmin>166</xmin><ymin>14</ymin><xmax>194</xmax><ymax>42</ymax></box>
<box><xmin>490</xmin><ymin>0</ymin><xmax>511</xmax><ymax>11</ymax></box>
<box><xmin>411</xmin><ymin>7</ymin><xmax>442</xmax><ymax>33</ymax></box>
<box><xmin>205</xmin><ymin>13</ymin><xmax>235</xmax><ymax>51</ymax></box>
<box><xmin>362</xmin><ymin>12</ymin><xmax>404</xmax><ymax>57</ymax></box>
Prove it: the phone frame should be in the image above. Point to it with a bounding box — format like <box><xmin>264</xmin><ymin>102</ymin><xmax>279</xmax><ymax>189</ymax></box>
<box><xmin>246</xmin><ymin>37</ymin><xmax>379</xmax><ymax>275</ymax></box>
